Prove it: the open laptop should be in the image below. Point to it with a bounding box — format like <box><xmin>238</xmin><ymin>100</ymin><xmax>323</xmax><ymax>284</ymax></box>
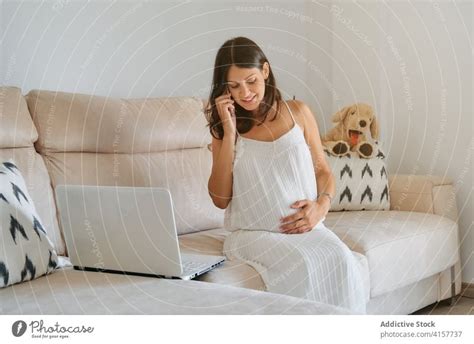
<box><xmin>55</xmin><ymin>185</ymin><xmax>225</xmax><ymax>280</ymax></box>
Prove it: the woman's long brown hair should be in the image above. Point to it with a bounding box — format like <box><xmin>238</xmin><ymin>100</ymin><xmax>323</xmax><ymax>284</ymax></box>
<box><xmin>205</xmin><ymin>36</ymin><xmax>282</xmax><ymax>140</ymax></box>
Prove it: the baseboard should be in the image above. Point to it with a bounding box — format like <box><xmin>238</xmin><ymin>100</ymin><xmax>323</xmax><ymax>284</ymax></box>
<box><xmin>461</xmin><ymin>283</ymin><xmax>474</xmax><ymax>299</ymax></box>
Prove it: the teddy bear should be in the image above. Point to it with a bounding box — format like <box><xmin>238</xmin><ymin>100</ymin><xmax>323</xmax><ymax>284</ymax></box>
<box><xmin>321</xmin><ymin>103</ymin><xmax>379</xmax><ymax>159</ymax></box>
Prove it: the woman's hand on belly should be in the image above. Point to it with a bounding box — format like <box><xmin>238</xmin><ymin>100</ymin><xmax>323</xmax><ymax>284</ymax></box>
<box><xmin>279</xmin><ymin>198</ymin><xmax>330</xmax><ymax>234</ymax></box>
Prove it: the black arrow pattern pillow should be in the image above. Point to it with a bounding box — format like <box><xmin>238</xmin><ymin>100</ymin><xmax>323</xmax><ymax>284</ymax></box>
<box><xmin>323</xmin><ymin>149</ymin><xmax>390</xmax><ymax>211</ymax></box>
<box><xmin>0</xmin><ymin>160</ymin><xmax>59</xmax><ymax>288</ymax></box>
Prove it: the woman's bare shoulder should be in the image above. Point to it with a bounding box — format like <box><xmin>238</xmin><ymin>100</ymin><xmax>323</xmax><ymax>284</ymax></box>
<box><xmin>287</xmin><ymin>100</ymin><xmax>315</xmax><ymax>130</ymax></box>
<box><xmin>287</xmin><ymin>99</ymin><xmax>311</xmax><ymax>116</ymax></box>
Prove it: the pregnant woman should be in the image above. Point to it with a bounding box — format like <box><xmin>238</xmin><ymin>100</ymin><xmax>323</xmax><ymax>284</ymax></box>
<box><xmin>205</xmin><ymin>36</ymin><xmax>366</xmax><ymax>314</ymax></box>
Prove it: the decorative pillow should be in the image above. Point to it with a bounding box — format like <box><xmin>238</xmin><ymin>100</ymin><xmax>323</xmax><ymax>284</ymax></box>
<box><xmin>323</xmin><ymin>148</ymin><xmax>390</xmax><ymax>211</ymax></box>
<box><xmin>0</xmin><ymin>160</ymin><xmax>60</xmax><ymax>288</ymax></box>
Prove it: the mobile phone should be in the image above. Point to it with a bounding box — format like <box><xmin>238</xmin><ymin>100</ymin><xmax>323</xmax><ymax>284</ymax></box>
<box><xmin>226</xmin><ymin>86</ymin><xmax>233</xmax><ymax>99</ymax></box>
<box><xmin>226</xmin><ymin>86</ymin><xmax>235</xmax><ymax>116</ymax></box>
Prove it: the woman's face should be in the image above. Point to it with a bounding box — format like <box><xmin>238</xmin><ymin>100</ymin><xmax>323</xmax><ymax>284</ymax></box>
<box><xmin>226</xmin><ymin>63</ymin><xmax>269</xmax><ymax>114</ymax></box>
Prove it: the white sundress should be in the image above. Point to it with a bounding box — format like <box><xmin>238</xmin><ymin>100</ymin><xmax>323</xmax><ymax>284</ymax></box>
<box><xmin>223</xmin><ymin>100</ymin><xmax>367</xmax><ymax>314</ymax></box>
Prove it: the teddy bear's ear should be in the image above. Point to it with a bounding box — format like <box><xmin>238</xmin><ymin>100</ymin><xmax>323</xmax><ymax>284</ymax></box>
<box><xmin>331</xmin><ymin>106</ymin><xmax>351</xmax><ymax>123</ymax></box>
<box><xmin>370</xmin><ymin>115</ymin><xmax>379</xmax><ymax>140</ymax></box>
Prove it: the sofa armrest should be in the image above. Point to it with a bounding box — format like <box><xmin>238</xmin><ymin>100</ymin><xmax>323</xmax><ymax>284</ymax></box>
<box><xmin>388</xmin><ymin>174</ymin><xmax>459</xmax><ymax>222</ymax></box>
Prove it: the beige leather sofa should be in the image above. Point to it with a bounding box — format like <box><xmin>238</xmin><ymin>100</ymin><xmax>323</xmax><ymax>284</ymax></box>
<box><xmin>0</xmin><ymin>86</ymin><xmax>461</xmax><ymax>315</ymax></box>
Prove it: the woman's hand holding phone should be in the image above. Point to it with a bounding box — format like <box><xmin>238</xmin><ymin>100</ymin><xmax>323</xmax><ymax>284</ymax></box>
<box><xmin>215</xmin><ymin>87</ymin><xmax>236</xmax><ymax>139</ymax></box>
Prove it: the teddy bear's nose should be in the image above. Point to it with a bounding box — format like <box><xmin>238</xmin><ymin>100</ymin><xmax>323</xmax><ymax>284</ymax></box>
<box><xmin>359</xmin><ymin>120</ymin><xmax>367</xmax><ymax>127</ymax></box>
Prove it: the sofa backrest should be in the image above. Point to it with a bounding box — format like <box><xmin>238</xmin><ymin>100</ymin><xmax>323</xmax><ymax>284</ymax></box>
<box><xmin>0</xmin><ymin>87</ymin><xmax>65</xmax><ymax>254</ymax></box>
<box><xmin>25</xmin><ymin>89</ymin><xmax>224</xmax><ymax>243</ymax></box>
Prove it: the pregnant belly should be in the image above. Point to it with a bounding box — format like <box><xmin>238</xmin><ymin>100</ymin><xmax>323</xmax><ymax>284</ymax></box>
<box><xmin>230</xmin><ymin>182</ymin><xmax>318</xmax><ymax>232</ymax></box>
<box><xmin>229</xmin><ymin>145</ymin><xmax>319</xmax><ymax>232</ymax></box>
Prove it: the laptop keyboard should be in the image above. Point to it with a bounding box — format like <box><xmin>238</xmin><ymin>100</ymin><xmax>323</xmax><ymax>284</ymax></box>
<box><xmin>182</xmin><ymin>260</ymin><xmax>211</xmax><ymax>274</ymax></box>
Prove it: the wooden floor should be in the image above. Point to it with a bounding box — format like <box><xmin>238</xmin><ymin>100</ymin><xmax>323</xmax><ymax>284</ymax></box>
<box><xmin>411</xmin><ymin>296</ymin><xmax>474</xmax><ymax>315</ymax></box>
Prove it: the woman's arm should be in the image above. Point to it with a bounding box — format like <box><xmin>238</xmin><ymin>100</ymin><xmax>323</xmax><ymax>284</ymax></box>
<box><xmin>297</xmin><ymin>100</ymin><xmax>335</xmax><ymax>213</ymax></box>
<box><xmin>207</xmin><ymin>134</ymin><xmax>235</xmax><ymax>209</ymax></box>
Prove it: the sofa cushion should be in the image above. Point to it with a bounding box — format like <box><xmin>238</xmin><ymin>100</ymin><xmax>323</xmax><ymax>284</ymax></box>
<box><xmin>0</xmin><ymin>160</ymin><xmax>60</xmax><ymax>287</ymax></box>
<box><xmin>41</xmin><ymin>150</ymin><xmax>224</xmax><ymax>235</ymax></box>
<box><xmin>25</xmin><ymin>90</ymin><xmax>224</xmax><ymax>235</ymax></box>
<box><xmin>0</xmin><ymin>266</ymin><xmax>354</xmax><ymax>314</ymax></box>
<box><xmin>324</xmin><ymin>210</ymin><xmax>459</xmax><ymax>297</ymax></box>
<box><xmin>324</xmin><ymin>150</ymin><xmax>390</xmax><ymax>211</ymax></box>
<box><xmin>0</xmin><ymin>87</ymin><xmax>38</xmax><ymax>148</ymax></box>
<box><xmin>0</xmin><ymin>87</ymin><xmax>64</xmax><ymax>255</ymax></box>
<box><xmin>26</xmin><ymin>91</ymin><xmax>208</xmax><ymax>154</ymax></box>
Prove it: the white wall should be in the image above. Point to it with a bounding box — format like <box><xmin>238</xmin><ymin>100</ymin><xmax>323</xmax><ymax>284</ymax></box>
<box><xmin>0</xmin><ymin>0</ymin><xmax>315</xmax><ymax>99</ymax></box>
<box><xmin>1</xmin><ymin>0</ymin><xmax>472</xmax><ymax>283</ymax></box>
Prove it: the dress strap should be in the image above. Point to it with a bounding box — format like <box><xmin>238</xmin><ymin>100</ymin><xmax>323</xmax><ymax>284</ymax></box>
<box><xmin>283</xmin><ymin>100</ymin><xmax>296</xmax><ymax>127</ymax></box>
